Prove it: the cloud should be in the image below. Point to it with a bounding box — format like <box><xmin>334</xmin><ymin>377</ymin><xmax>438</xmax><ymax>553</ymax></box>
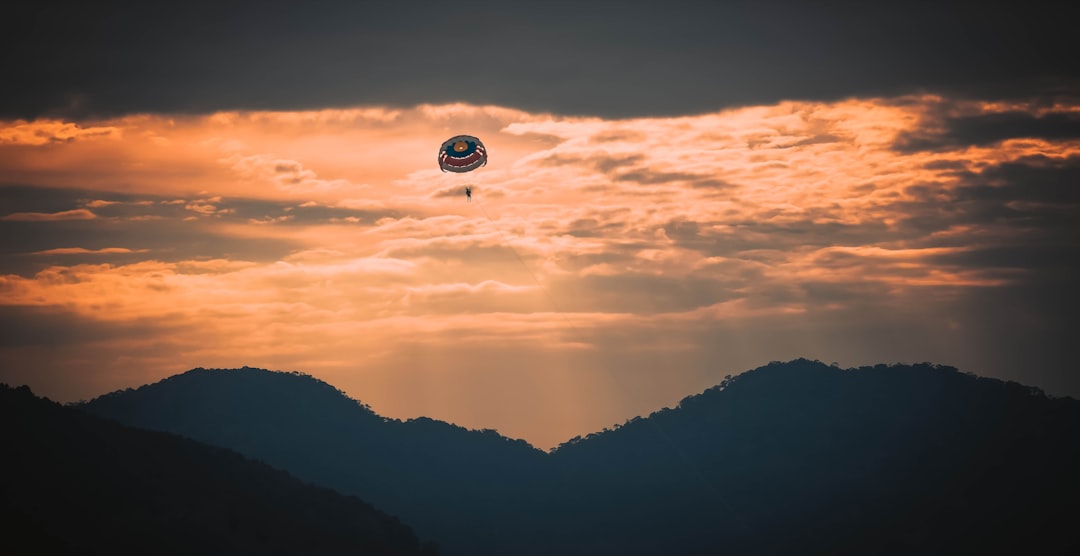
<box><xmin>2</xmin><ymin>3</ymin><xmax>1076</xmax><ymax>120</ymax></box>
<box><xmin>0</xmin><ymin>304</ymin><xmax>176</xmax><ymax>348</ymax></box>
<box><xmin>33</xmin><ymin>247</ymin><xmax>149</xmax><ymax>255</ymax></box>
<box><xmin>955</xmin><ymin>155</ymin><xmax>1080</xmax><ymax>205</ymax></box>
<box><xmin>84</xmin><ymin>200</ymin><xmax>120</xmax><ymax>208</ymax></box>
<box><xmin>0</xmin><ymin>104</ymin><xmax>553</xmax><ymax>206</ymax></box>
<box><xmin>894</xmin><ymin>109</ymin><xmax>1080</xmax><ymax>152</ymax></box>
<box><xmin>2</xmin><ymin>209</ymin><xmax>97</xmax><ymax>221</ymax></box>
<box><xmin>224</xmin><ymin>153</ymin><xmax>353</xmax><ymax>194</ymax></box>
<box><xmin>0</xmin><ymin>120</ymin><xmax>121</xmax><ymax>145</ymax></box>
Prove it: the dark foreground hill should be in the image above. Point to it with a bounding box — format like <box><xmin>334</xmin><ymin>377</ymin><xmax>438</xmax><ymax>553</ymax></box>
<box><xmin>81</xmin><ymin>360</ymin><xmax>1080</xmax><ymax>556</ymax></box>
<box><xmin>78</xmin><ymin>367</ymin><xmax>546</xmax><ymax>555</ymax></box>
<box><xmin>1</xmin><ymin>384</ymin><xmax>437</xmax><ymax>556</ymax></box>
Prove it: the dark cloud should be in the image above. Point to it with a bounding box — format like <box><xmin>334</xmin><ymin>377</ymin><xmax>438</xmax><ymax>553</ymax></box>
<box><xmin>947</xmin><ymin>112</ymin><xmax>1080</xmax><ymax>145</ymax></box>
<box><xmin>927</xmin><ymin>244</ymin><xmax>1078</xmax><ymax>272</ymax></box>
<box><xmin>382</xmin><ymin>241</ymin><xmax>537</xmax><ymax>272</ymax></box>
<box><xmin>614</xmin><ymin>169</ymin><xmax>705</xmax><ymax>186</ymax></box>
<box><xmin>0</xmin><ymin>186</ymin><xmax>405</xmax><ymax>274</ymax></box>
<box><xmin>774</xmin><ymin>135</ymin><xmax>844</xmax><ymax>149</ymax></box>
<box><xmin>554</xmin><ymin>249</ymin><xmax>633</xmax><ymax>269</ymax></box>
<box><xmin>922</xmin><ymin>160</ymin><xmax>968</xmax><ymax>171</ymax></box>
<box><xmin>0</xmin><ymin>185</ymin><xmax>100</xmax><ymax>213</ymax></box>
<box><xmin>955</xmin><ymin>156</ymin><xmax>1080</xmax><ymax>205</ymax></box>
<box><xmin>562</xmin><ymin>217</ymin><xmax>629</xmax><ymax>239</ymax></box>
<box><xmin>541</xmin><ymin>153</ymin><xmax>734</xmax><ymax>189</ymax></box>
<box><xmin>895</xmin><ymin>111</ymin><xmax>1080</xmax><ymax>152</ymax></box>
<box><xmin>890</xmin><ymin>157</ymin><xmax>1080</xmax><ymax>254</ymax></box>
<box><xmin>0</xmin><ymin>305</ymin><xmax>181</xmax><ymax>347</ymax></box>
<box><xmin>589</xmin><ymin>130</ymin><xmax>648</xmax><ymax>143</ymax></box>
<box><xmin>555</xmin><ymin>273</ymin><xmax>743</xmax><ymax>314</ymax></box>
<box><xmin>0</xmin><ymin>217</ymin><xmax>298</xmax><ymax>275</ymax></box>
<box><xmin>655</xmin><ymin>156</ymin><xmax>1080</xmax><ymax>328</ymax></box>
<box><xmin>541</xmin><ymin>153</ymin><xmax>646</xmax><ymax>174</ymax></box>
<box><xmin>662</xmin><ymin>215</ymin><xmax>895</xmax><ymax>257</ymax></box>
<box><xmin>0</xmin><ymin>185</ymin><xmax>396</xmax><ymax>227</ymax></box>
<box><xmin>796</xmin><ymin>281</ymin><xmax>893</xmax><ymax>304</ymax></box>
<box><xmin>222</xmin><ymin>199</ymin><xmax>399</xmax><ymax>224</ymax></box>
<box><xmin>4</xmin><ymin>1</ymin><xmax>1075</xmax><ymax>119</ymax></box>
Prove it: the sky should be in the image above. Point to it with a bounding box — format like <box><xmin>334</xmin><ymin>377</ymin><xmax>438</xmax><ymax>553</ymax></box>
<box><xmin>2</xmin><ymin>1</ymin><xmax>1078</xmax><ymax>450</ymax></box>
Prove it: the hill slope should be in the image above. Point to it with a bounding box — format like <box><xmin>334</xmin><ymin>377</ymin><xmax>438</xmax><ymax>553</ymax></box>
<box><xmin>1</xmin><ymin>383</ymin><xmax>437</xmax><ymax>556</ymax></box>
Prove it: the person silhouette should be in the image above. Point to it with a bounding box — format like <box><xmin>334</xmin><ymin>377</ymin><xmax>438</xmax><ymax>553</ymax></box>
<box><xmin>465</xmin><ymin>185</ymin><xmax>472</xmax><ymax>203</ymax></box>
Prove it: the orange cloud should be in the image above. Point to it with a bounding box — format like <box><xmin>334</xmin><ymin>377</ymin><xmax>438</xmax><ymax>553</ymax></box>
<box><xmin>0</xmin><ymin>120</ymin><xmax>122</xmax><ymax>145</ymax></box>
<box><xmin>2</xmin><ymin>209</ymin><xmax>97</xmax><ymax>221</ymax></box>
<box><xmin>33</xmin><ymin>247</ymin><xmax>148</xmax><ymax>255</ymax></box>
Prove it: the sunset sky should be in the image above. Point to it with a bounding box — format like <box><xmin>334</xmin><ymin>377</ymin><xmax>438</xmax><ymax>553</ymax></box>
<box><xmin>3</xmin><ymin>1</ymin><xmax>1078</xmax><ymax>450</ymax></box>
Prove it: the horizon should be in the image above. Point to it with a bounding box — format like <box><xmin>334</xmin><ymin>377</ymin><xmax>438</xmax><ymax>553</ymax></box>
<box><xmin>2</xmin><ymin>2</ymin><xmax>1077</xmax><ymax>453</ymax></box>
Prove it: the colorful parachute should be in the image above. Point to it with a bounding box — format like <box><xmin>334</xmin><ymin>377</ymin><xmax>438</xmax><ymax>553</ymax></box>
<box><xmin>438</xmin><ymin>135</ymin><xmax>487</xmax><ymax>173</ymax></box>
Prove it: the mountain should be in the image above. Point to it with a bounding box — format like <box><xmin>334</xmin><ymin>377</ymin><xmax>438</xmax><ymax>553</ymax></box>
<box><xmin>77</xmin><ymin>367</ymin><xmax>548</xmax><ymax>556</ymax></box>
<box><xmin>1</xmin><ymin>383</ymin><xmax>437</xmax><ymax>556</ymax></box>
<box><xmin>79</xmin><ymin>360</ymin><xmax>1080</xmax><ymax>555</ymax></box>
<box><xmin>546</xmin><ymin>360</ymin><xmax>1080</xmax><ymax>555</ymax></box>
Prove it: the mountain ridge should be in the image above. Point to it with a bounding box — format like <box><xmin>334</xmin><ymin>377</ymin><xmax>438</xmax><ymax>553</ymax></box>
<box><xmin>84</xmin><ymin>358</ymin><xmax>1069</xmax><ymax>453</ymax></box>
<box><xmin>76</xmin><ymin>359</ymin><xmax>1080</xmax><ymax>555</ymax></box>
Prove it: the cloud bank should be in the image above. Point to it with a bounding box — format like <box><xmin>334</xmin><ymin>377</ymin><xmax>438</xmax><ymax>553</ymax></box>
<box><xmin>3</xmin><ymin>2</ymin><xmax>1076</xmax><ymax>120</ymax></box>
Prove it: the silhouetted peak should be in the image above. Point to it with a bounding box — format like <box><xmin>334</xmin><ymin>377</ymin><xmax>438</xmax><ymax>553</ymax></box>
<box><xmin>684</xmin><ymin>358</ymin><xmax>1051</xmax><ymax>407</ymax></box>
<box><xmin>554</xmin><ymin>358</ymin><xmax>1070</xmax><ymax>454</ymax></box>
<box><xmin>84</xmin><ymin>366</ymin><xmax>381</xmax><ymax>418</ymax></box>
<box><xmin>77</xmin><ymin>367</ymin><xmax>398</xmax><ymax>445</ymax></box>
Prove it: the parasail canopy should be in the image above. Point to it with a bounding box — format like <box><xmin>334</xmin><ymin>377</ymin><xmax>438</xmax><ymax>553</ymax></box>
<box><xmin>438</xmin><ymin>135</ymin><xmax>488</xmax><ymax>173</ymax></box>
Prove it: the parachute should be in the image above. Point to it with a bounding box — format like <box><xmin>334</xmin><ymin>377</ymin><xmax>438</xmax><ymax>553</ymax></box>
<box><xmin>438</xmin><ymin>135</ymin><xmax>487</xmax><ymax>173</ymax></box>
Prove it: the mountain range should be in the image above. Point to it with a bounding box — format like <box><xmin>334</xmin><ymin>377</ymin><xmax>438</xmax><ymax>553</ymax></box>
<box><xmin>74</xmin><ymin>359</ymin><xmax>1080</xmax><ymax>555</ymax></box>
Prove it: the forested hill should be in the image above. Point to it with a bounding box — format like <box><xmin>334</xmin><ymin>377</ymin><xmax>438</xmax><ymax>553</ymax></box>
<box><xmin>544</xmin><ymin>359</ymin><xmax>1080</xmax><ymax>554</ymax></box>
<box><xmin>1</xmin><ymin>383</ymin><xmax>437</xmax><ymax>556</ymax></box>
<box><xmin>79</xmin><ymin>366</ymin><xmax>547</xmax><ymax>556</ymax></box>
<box><xmin>79</xmin><ymin>361</ymin><xmax>1080</xmax><ymax>555</ymax></box>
